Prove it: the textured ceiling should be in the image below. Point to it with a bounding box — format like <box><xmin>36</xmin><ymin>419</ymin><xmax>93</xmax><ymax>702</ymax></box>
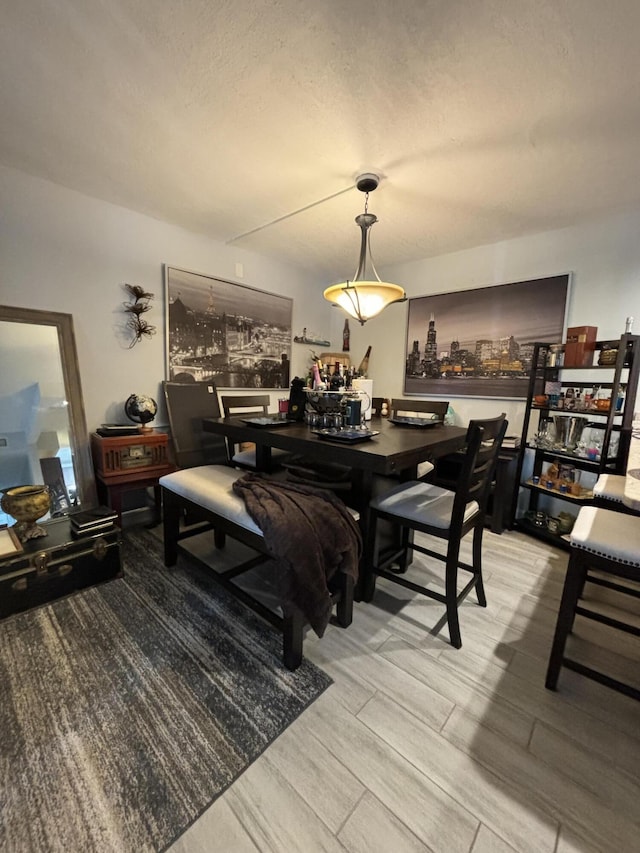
<box><xmin>2</xmin><ymin>0</ymin><xmax>640</xmax><ymax>281</ymax></box>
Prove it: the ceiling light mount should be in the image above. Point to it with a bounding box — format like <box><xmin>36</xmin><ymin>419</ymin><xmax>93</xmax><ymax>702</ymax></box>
<box><xmin>355</xmin><ymin>172</ymin><xmax>380</xmax><ymax>193</ymax></box>
<box><xmin>323</xmin><ymin>173</ymin><xmax>406</xmax><ymax>325</ymax></box>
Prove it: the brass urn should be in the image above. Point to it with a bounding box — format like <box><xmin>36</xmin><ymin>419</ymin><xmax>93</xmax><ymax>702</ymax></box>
<box><xmin>1</xmin><ymin>485</ymin><xmax>51</xmax><ymax>542</ymax></box>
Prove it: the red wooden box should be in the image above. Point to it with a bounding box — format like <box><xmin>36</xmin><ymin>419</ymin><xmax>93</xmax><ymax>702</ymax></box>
<box><xmin>564</xmin><ymin>326</ymin><xmax>598</xmax><ymax>367</ymax></box>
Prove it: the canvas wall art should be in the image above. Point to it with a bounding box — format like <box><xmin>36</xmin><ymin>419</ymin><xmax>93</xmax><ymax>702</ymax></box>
<box><xmin>404</xmin><ymin>274</ymin><xmax>570</xmax><ymax>398</ymax></box>
<box><xmin>165</xmin><ymin>266</ymin><xmax>293</xmax><ymax>389</ymax></box>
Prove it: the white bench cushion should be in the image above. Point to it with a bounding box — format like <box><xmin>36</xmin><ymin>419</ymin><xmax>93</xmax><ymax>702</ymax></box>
<box><xmin>570</xmin><ymin>506</ymin><xmax>640</xmax><ymax>567</ymax></box>
<box><xmin>161</xmin><ymin>465</ymin><xmax>360</xmax><ymax>534</ymax></box>
<box><xmin>160</xmin><ymin>465</ymin><xmax>263</xmax><ymax>536</ymax></box>
<box><xmin>371</xmin><ymin>480</ymin><xmax>479</xmax><ymax>530</ymax></box>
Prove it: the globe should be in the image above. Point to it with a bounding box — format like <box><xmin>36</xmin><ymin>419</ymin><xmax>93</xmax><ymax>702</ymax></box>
<box><xmin>124</xmin><ymin>393</ymin><xmax>158</xmax><ymax>428</ymax></box>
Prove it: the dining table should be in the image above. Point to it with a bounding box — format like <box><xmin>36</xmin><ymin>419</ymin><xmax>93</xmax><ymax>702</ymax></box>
<box><xmin>202</xmin><ymin>415</ymin><xmax>468</xmax><ymax>595</ymax></box>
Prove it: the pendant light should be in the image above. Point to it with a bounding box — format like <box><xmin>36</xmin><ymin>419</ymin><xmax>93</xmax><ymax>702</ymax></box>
<box><xmin>323</xmin><ymin>173</ymin><xmax>406</xmax><ymax>325</ymax></box>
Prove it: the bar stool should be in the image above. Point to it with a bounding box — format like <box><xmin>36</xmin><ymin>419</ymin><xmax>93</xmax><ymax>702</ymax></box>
<box><xmin>545</xmin><ymin>505</ymin><xmax>640</xmax><ymax>700</ymax></box>
<box><xmin>593</xmin><ymin>473</ymin><xmax>626</xmax><ymax>507</ymax></box>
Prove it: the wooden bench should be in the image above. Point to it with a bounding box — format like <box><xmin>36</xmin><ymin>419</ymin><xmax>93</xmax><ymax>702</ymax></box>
<box><xmin>160</xmin><ymin>465</ymin><xmax>355</xmax><ymax>670</ymax></box>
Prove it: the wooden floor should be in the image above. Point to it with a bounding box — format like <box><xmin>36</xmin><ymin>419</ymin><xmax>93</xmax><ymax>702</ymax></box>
<box><xmin>168</xmin><ymin>527</ymin><xmax>640</xmax><ymax>853</ymax></box>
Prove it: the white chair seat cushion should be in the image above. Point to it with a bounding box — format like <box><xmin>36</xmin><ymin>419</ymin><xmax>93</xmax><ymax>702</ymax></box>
<box><xmin>159</xmin><ymin>465</ymin><xmax>263</xmax><ymax>536</ymax></box>
<box><xmin>570</xmin><ymin>506</ymin><xmax>640</xmax><ymax>567</ymax></box>
<box><xmin>593</xmin><ymin>474</ymin><xmax>625</xmax><ymax>503</ymax></box>
<box><xmin>371</xmin><ymin>480</ymin><xmax>479</xmax><ymax>530</ymax></box>
<box><xmin>416</xmin><ymin>461</ymin><xmax>435</xmax><ymax>479</ymax></box>
<box><xmin>232</xmin><ymin>447</ymin><xmax>290</xmax><ymax>467</ymax></box>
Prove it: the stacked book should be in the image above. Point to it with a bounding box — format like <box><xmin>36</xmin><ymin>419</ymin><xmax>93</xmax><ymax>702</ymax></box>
<box><xmin>501</xmin><ymin>435</ymin><xmax>521</xmax><ymax>449</ymax></box>
<box><xmin>70</xmin><ymin>506</ymin><xmax>118</xmax><ymax>536</ymax></box>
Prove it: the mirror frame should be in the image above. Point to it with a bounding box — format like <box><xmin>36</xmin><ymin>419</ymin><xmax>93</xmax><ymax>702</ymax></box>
<box><xmin>0</xmin><ymin>304</ymin><xmax>97</xmax><ymax>510</ymax></box>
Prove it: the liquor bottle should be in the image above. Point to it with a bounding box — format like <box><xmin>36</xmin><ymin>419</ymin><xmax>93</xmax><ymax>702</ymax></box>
<box><xmin>345</xmin><ymin>367</ymin><xmax>353</xmax><ymax>389</ymax></box>
<box><xmin>357</xmin><ymin>346</ymin><xmax>372</xmax><ymax>377</ymax></box>
<box><xmin>342</xmin><ymin>319</ymin><xmax>350</xmax><ymax>352</ymax></box>
<box><xmin>330</xmin><ymin>361</ymin><xmax>344</xmax><ymax>391</ymax></box>
<box><xmin>624</xmin><ymin>317</ymin><xmax>634</xmax><ymax>365</ymax></box>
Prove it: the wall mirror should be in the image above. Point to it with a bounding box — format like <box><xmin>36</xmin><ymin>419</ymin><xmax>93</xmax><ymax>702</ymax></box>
<box><xmin>0</xmin><ymin>305</ymin><xmax>96</xmax><ymax>524</ymax></box>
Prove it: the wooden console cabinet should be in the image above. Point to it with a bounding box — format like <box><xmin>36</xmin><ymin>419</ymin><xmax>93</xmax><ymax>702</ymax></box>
<box><xmin>91</xmin><ymin>431</ymin><xmax>174</xmax><ymax>523</ymax></box>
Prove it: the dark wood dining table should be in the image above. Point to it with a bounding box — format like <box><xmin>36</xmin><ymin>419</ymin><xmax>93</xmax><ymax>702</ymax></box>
<box><xmin>202</xmin><ymin>415</ymin><xmax>467</xmax><ymax>595</ymax></box>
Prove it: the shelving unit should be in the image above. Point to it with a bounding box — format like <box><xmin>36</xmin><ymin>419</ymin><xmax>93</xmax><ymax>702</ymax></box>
<box><xmin>512</xmin><ymin>333</ymin><xmax>639</xmax><ymax>548</ymax></box>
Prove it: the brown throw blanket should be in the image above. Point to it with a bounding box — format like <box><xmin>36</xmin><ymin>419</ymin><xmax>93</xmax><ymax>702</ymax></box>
<box><xmin>232</xmin><ymin>474</ymin><xmax>361</xmax><ymax>636</ymax></box>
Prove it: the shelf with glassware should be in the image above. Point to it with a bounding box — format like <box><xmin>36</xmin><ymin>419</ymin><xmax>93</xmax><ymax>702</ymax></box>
<box><xmin>512</xmin><ymin>333</ymin><xmax>640</xmax><ymax>548</ymax></box>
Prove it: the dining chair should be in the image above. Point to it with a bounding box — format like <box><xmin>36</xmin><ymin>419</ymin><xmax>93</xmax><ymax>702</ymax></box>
<box><xmin>363</xmin><ymin>413</ymin><xmax>508</xmax><ymax>648</ymax></box>
<box><xmin>162</xmin><ymin>380</ymin><xmax>231</xmax><ymax>545</ymax></box>
<box><xmin>545</xmin><ymin>505</ymin><xmax>640</xmax><ymax>699</ymax></box>
<box><xmin>220</xmin><ymin>394</ymin><xmax>290</xmax><ymax>470</ymax></box>
<box><xmin>389</xmin><ymin>399</ymin><xmax>450</xmax><ymax>478</ymax></box>
<box><xmin>162</xmin><ymin>381</ymin><xmax>229</xmax><ymax>468</ymax></box>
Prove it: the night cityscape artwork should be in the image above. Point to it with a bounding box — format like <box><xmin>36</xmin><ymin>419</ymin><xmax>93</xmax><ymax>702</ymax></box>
<box><xmin>165</xmin><ymin>266</ymin><xmax>293</xmax><ymax>389</ymax></box>
<box><xmin>404</xmin><ymin>274</ymin><xmax>570</xmax><ymax>398</ymax></box>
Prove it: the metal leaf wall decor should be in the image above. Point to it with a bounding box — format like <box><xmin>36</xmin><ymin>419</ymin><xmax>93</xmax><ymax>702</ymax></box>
<box><xmin>123</xmin><ymin>283</ymin><xmax>156</xmax><ymax>347</ymax></box>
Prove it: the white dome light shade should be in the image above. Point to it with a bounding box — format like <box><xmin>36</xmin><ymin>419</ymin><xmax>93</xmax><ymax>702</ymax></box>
<box><xmin>323</xmin><ymin>280</ymin><xmax>407</xmax><ymax>324</ymax></box>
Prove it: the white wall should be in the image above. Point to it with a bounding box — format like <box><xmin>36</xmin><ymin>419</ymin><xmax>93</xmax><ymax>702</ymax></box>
<box><xmin>3</xmin><ymin>161</ymin><xmax>640</xmax><ymax>439</ymax></box>
<box><xmin>347</xmin><ymin>211</ymin><xmax>640</xmax><ymax>433</ymax></box>
<box><xmin>0</xmin><ymin>165</ymin><xmax>333</xmax><ymax>430</ymax></box>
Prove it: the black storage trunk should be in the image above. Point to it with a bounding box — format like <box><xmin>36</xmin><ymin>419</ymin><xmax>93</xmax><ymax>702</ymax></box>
<box><xmin>0</xmin><ymin>517</ymin><xmax>122</xmax><ymax>618</ymax></box>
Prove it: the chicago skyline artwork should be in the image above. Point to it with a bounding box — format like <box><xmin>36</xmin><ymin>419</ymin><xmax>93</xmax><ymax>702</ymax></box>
<box><xmin>404</xmin><ymin>275</ymin><xmax>570</xmax><ymax>398</ymax></box>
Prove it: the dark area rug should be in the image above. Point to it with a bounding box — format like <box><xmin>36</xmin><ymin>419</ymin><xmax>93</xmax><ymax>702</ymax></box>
<box><xmin>0</xmin><ymin>529</ymin><xmax>332</xmax><ymax>853</ymax></box>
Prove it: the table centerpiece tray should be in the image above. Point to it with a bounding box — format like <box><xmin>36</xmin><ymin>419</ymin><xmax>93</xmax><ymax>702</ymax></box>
<box><xmin>311</xmin><ymin>428</ymin><xmax>379</xmax><ymax>443</ymax></box>
<box><xmin>241</xmin><ymin>417</ymin><xmax>297</xmax><ymax>428</ymax></box>
<box><xmin>389</xmin><ymin>416</ymin><xmax>443</xmax><ymax>428</ymax></box>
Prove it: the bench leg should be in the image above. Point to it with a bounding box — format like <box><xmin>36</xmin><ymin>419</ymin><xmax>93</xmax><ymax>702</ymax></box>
<box><xmin>282</xmin><ymin>606</ymin><xmax>305</xmax><ymax>671</ymax></box>
<box><xmin>336</xmin><ymin>574</ymin><xmax>354</xmax><ymax>628</ymax></box>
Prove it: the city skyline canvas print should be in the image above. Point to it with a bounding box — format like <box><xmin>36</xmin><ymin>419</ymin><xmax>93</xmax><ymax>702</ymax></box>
<box><xmin>165</xmin><ymin>266</ymin><xmax>293</xmax><ymax>389</ymax></box>
<box><xmin>404</xmin><ymin>274</ymin><xmax>570</xmax><ymax>398</ymax></box>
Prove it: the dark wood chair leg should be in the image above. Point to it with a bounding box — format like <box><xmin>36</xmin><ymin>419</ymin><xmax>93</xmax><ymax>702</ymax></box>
<box><xmin>163</xmin><ymin>491</ymin><xmax>181</xmax><ymax>567</ymax></box>
<box><xmin>336</xmin><ymin>574</ymin><xmax>354</xmax><ymax>628</ymax></box>
<box><xmin>214</xmin><ymin>529</ymin><xmax>226</xmax><ymax>549</ymax></box>
<box><xmin>283</xmin><ymin>606</ymin><xmax>305</xmax><ymax>670</ymax></box>
<box><xmin>152</xmin><ymin>484</ymin><xmax>162</xmax><ymax>526</ymax></box>
<box><xmin>545</xmin><ymin>551</ymin><xmax>587</xmax><ymax>690</ymax></box>
<box><xmin>445</xmin><ymin>541</ymin><xmax>462</xmax><ymax>649</ymax></box>
<box><xmin>395</xmin><ymin>526</ymin><xmax>411</xmax><ymax>573</ymax></box>
<box><xmin>362</xmin><ymin>511</ymin><xmax>380</xmax><ymax>603</ymax></box>
<box><xmin>473</xmin><ymin>523</ymin><xmax>487</xmax><ymax>607</ymax></box>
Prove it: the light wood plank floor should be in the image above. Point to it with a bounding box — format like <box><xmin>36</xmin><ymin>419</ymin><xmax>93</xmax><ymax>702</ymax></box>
<box><xmin>168</xmin><ymin>527</ymin><xmax>640</xmax><ymax>853</ymax></box>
